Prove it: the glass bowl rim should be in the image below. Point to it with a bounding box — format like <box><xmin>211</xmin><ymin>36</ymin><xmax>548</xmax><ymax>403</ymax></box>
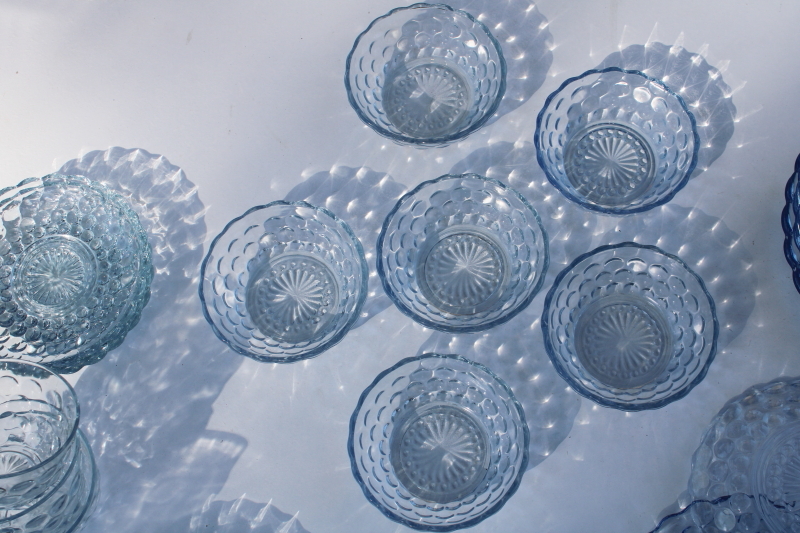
<box><xmin>781</xmin><ymin>153</ymin><xmax>800</xmax><ymax>293</ymax></box>
<box><xmin>199</xmin><ymin>200</ymin><xmax>369</xmax><ymax>364</ymax></box>
<box><xmin>0</xmin><ymin>359</ymin><xmax>80</xmax><ymax>481</ymax></box>
<box><xmin>533</xmin><ymin>66</ymin><xmax>701</xmax><ymax>215</ymax></box>
<box><xmin>347</xmin><ymin>352</ymin><xmax>530</xmax><ymax>531</ymax></box>
<box><xmin>541</xmin><ymin>241</ymin><xmax>719</xmax><ymax>411</ymax></box>
<box><xmin>344</xmin><ymin>2</ymin><xmax>508</xmax><ymax>147</ymax></box>
<box><xmin>376</xmin><ymin>173</ymin><xmax>550</xmax><ymax>333</ymax></box>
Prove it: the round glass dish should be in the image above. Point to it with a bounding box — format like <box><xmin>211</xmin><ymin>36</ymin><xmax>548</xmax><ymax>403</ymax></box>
<box><xmin>0</xmin><ymin>428</ymin><xmax>98</xmax><ymax>533</ymax></box>
<box><xmin>542</xmin><ymin>242</ymin><xmax>718</xmax><ymax>411</ymax></box>
<box><xmin>377</xmin><ymin>173</ymin><xmax>548</xmax><ymax>333</ymax></box>
<box><xmin>200</xmin><ymin>201</ymin><xmax>368</xmax><ymax>363</ymax></box>
<box><xmin>650</xmin><ymin>495</ymin><xmax>767</xmax><ymax>533</ymax></box>
<box><xmin>781</xmin><ymin>153</ymin><xmax>800</xmax><ymax>293</ymax></box>
<box><xmin>0</xmin><ymin>174</ymin><xmax>153</xmax><ymax>373</ymax></box>
<box><xmin>689</xmin><ymin>377</ymin><xmax>800</xmax><ymax>533</ymax></box>
<box><xmin>348</xmin><ymin>353</ymin><xmax>528</xmax><ymax>531</ymax></box>
<box><xmin>534</xmin><ymin>67</ymin><xmax>699</xmax><ymax>215</ymax></box>
<box><xmin>0</xmin><ymin>360</ymin><xmax>79</xmax><ymax>513</ymax></box>
<box><xmin>345</xmin><ymin>3</ymin><xmax>506</xmax><ymax>147</ymax></box>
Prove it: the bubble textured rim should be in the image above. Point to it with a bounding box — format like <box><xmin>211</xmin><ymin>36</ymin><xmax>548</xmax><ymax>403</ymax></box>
<box><xmin>533</xmin><ymin>67</ymin><xmax>700</xmax><ymax>215</ymax></box>
<box><xmin>781</xmin><ymin>153</ymin><xmax>800</xmax><ymax>294</ymax></box>
<box><xmin>344</xmin><ymin>3</ymin><xmax>507</xmax><ymax>147</ymax></box>
<box><xmin>541</xmin><ymin>242</ymin><xmax>719</xmax><ymax>411</ymax></box>
<box><xmin>347</xmin><ymin>352</ymin><xmax>530</xmax><ymax>531</ymax></box>
<box><xmin>198</xmin><ymin>200</ymin><xmax>369</xmax><ymax>363</ymax></box>
<box><xmin>376</xmin><ymin>173</ymin><xmax>549</xmax><ymax>333</ymax></box>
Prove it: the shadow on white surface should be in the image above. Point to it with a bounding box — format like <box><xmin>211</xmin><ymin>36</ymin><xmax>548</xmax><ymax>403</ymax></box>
<box><xmin>58</xmin><ymin>148</ymin><xmax>303</xmax><ymax>533</ymax></box>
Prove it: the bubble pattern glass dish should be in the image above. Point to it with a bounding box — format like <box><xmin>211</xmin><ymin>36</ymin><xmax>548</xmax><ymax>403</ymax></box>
<box><xmin>0</xmin><ymin>174</ymin><xmax>153</xmax><ymax>373</ymax></box>
<box><xmin>1</xmin><ymin>429</ymin><xmax>98</xmax><ymax>533</ymax></box>
<box><xmin>535</xmin><ymin>67</ymin><xmax>699</xmax><ymax>215</ymax></box>
<box><xmin>200</xmin><ymin>201</ymin><xmax>368</xmax><ymax>363</ymax></box>
<box><xmin>781</xmin><ymin>153</ymin><xmax>800</xmax><ymax>294</ymax></box>
<box><xmin>650</xmin><ymin>495</ymin><xmax>768</xmax><ymax>533</ymax></box>
<box><xmin>0</xmin><ymin>360</ymin><xmax>79</xmax><ymax>513</ymax></box>
<box><xmin>345</xmin><ymin>3</ymin><xmax>506</xmax><ymax>147</ymax></box>
<box><xmin>377</xmin><ymin>174</ymin><xmax>548</xmax><ymax>333</ymax></box>
<box><xmin>542</xmin><ymin>243</ymin><xmax>717</xmax><ymax>411</ymax></box>
<box><xmin>348</xmin><ymin>353</ymin><xmax>528</xmax><ymax>531</ymax></box>
<box><xmin>689</xmin><ymin>377</ymin><xmax>800</xmax><ymax>533</ymax></box>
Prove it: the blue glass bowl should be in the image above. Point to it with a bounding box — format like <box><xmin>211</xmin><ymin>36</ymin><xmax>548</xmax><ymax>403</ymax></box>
<box><xmin>345</xmin><ymin>3</ymin><xmax>506</xmax><ymax>147</ymax></box>
<box><xmin>200</xmin><ymin>201</ymin><xmax>368</xmax><ymax>363</ymax></box>
<box><xmin>689</xmin><ymin>377</ymin><xmax>800</xmax><ymax>533</ymax></box>
<box><xmin>0</xmin><ymin>174</ymin><xmax>153</xmax><ymax>373</ymax></box>
<box><xmin>377</xmin><ymin>174</ymin><xmax>548</xmax><ymax>333</ymax></box>
<box><xmin>781</xmin><ymin>153</ymin><xmax>800</xmax><ymax>293</ymax></box>
<box><xmin>348</xmin><ymin>353</ymin><xmax>528</xmax><ymax>531</ymax></box>
<box><xmin>534</xmin><ymin>67</ymin><xmax>699</xmax><ymax>215</ymax></box>
<box><xmin>542</xmin><ymin>243</ymin><xmax>718</xmax><ymax>411</ymax></box>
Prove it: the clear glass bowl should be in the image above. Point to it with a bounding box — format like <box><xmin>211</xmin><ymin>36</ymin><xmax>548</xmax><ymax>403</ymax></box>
<box><xmin>200</xmin><ymin>201</ymin><xmax>368</xmax><ymax>363</ymax></box>
<box><xmin>1</xmin><ymin>429</ymin><xmax>98</xmax><ymax>533</ymax></box>
<box><xmin>0</xmin><ymin>174</ymin><xmax>153</xmax><ymax>373</ymax></box>
<box><xmin>689</xmin><ymin>377</ymin><xmax>800</xmax><ymax>533</ymax></box>
<box><xmin>781</xmin><ymin>153</ymin><xmax>800</xmax><ymax>293</ymax></box>
<box><xmin>345</xmin><ymin>3</ymin><xmax>506</xmax><ymax>147</ymax></box>
<box><xmin>534</xmin><ymin>67</ymin><xmax>699</xmax><ymax>214</ymax></box>
<box><xmin>348</xmin><ymin>353</ymin><xmax>528</xmax><ymax>531</ymax></box>
<box><xmin>377</xmin><ymin>174</ymin><xmax>548</xmax><ymax>332</ymax></box>
<box><xmin>542</xmin><ymin>243</ymin><xmax>718</xmax><ymax>411</ymax></box>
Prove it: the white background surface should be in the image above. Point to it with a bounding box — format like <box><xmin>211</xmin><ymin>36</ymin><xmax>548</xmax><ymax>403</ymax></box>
<box><xmin>1</xmin><ymin>1</ymin><xmax>799</xmax><ymax>532</ymax></box>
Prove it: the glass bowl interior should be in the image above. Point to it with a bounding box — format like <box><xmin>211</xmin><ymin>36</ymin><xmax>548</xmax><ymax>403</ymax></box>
<box><xmin>542</xmin><ymin>242</ymin><xmax>717</xmax><ymax>410</ymax></box>
<box><xmin>345</xmin><ymin>3</ymin><xmax>506</xmax><ymax>146</ymax></box>
<box><xmin>377</xmin><ymin>173</ymin><xmax>548</xmax><ymax>333</ymax></box>
<box><xmin>535</xmin><ymin>67</ymin><xmax>699</xmax><ymax>215</ymax></box>
<box><xmin>200</xmin><ymin>201</ymin><xmax>368</xmax><ymax>363</ymax></box>
<box><xmin>0</xmin><ymin>174</ymin><xmax>153</xmax><ymax>373</ymax></box>
<box><xmin>0</xmin><ymin>360</ymin><xmax>79</xmax><ymax>513</ymax></box>
<box><xmin>348</xmin><ymin>353</ymin><xmax>528</xmax><ymax>531</ymax></box>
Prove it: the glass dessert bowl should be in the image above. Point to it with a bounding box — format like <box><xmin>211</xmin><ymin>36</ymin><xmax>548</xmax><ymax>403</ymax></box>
<box><xmin>200</xmin><ymin>201</ymin><xmax>368</xmax><ymax>363</ymax></box>
<box><xmin>542</xmin><ymin>242</ymin><xmax>717</xmax><ymax>410</ymax></box>
<box><xmin>348</xmin><ymin>353</ymin><xmax>528</xmax><ymax>531</ymax></box>
<box><xmin>345</xmin><ymin>3</ymin><xmax>506</xmax><ymax>146</ymax></box>
<box><xmin>535</xmin><ymin>67</ymin><xmax>699</xmax><ymax>214</ymax></box>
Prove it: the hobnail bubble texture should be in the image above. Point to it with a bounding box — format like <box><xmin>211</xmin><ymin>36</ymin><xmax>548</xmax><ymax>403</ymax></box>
<box><xmin>689</xmin><ymin>378</ymin><xmax>800</xmax><ymax>532</ymax></box>
<box><xmin>348</xmin><ymin>353</ymin><xmax>528</xmax><ymax>531</ymax></box>
<box><xmin>535</xmin><ymin>68</ymin><xmax>698</xmax><ymax>214</ymax></box>
<box><xmin>781</xmin><ymin>154</ymin><xmax>800</xmax><ymax>294</ymax></box>
<box><xmin>377</xmin><ymin>174</ymin><xmax>548</xmax><ymax>332</ymax></box>
<box><xmin>0</xmin><ymin>430</ymin><xmax>98</xmax><ymax>533</ymax></box>
<box><xmin>542</xmin><ymin>243</ymin><xmax>717</xmax><ymax>410</ymax></box>
<box><xmin>200</xmin><ymin>202</ymin><xmax>368</xmax><ymax>363</ymax></box>
<box><xmin>0</xmin><ymin>362</ymin><xmax>78</xmax><ymax>513</ymax></box>
<box><xmin>0</xmin><ymin>174</ymin><xmax>153</xmax><ymax>373</ymax></box>
<box><xmin>651</xmin><ymin>495</ymin><xmax>768</xmax><ymax>533</ymax></box>
<box><xmin>345</xmin><ymin>3</ymin><xmax>506</xmax><ymax>146</ymax></box>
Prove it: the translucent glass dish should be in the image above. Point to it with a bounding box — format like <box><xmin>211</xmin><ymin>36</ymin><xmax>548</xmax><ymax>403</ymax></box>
<box><xmin>650</xmin><ymin>495</ymin><xmax>767</xmax><ymax>533</ymax></box>
<box><xmin>534</xmin><ymin>67</ymin><xmax>699</xmax><ymax>215</ymax></box>
<box><xmin>0</xmin><ymin>360</ymin><xmax>98</xmax><ymax>533</ymax></box>
<box><xmin>0</xmin><ymin>174</ymin><xmax>153</xmax><ymax>373</ymax></box>
<box><xmin>377</xmin><ymin>173</ymin><xmax>548</xmax><ymax>333</ymax></box>
<box><xmin>200</xmin><ymin>201</ymin><xmax>368</xmax><ymax>363</ymax></box>
<box><xmin>689</xmin><ymin>377</ymin><xmax>800</xmax><ymax>533</ymax></box>
<box><xmin>542</xmin><ymin>243</ymin><xmax>718</xmax><ymax>411</ymax></box>
<box><xmin>781</xmin><ymin>153</ymin><xmax>800</xmax><ymax>293</ymax></box>
<box><xmin>345</xmin><ymin>3</ymin><xmax>506</xmax><ymax>147</ymax></box>
<box><xmin>348</xmin><ymin>353</ymin><xmax>528</xmax><ymax>531</ymax></box>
